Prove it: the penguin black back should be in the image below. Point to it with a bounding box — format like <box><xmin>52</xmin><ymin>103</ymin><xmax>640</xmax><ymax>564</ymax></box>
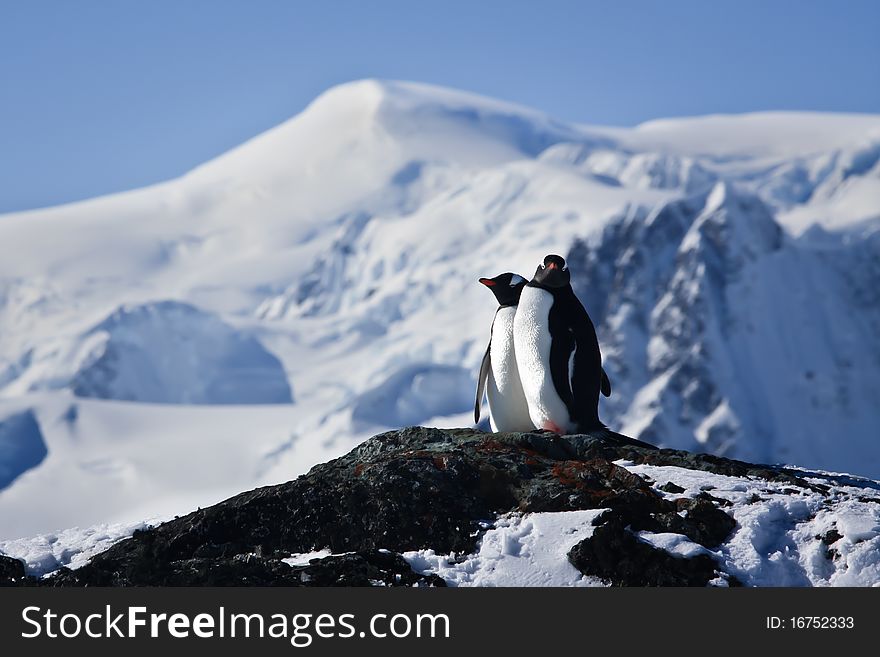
<box><xmin>526</xmin><ymin>254</ymin><xmax>607</xmax><ymax>432</ymax></box>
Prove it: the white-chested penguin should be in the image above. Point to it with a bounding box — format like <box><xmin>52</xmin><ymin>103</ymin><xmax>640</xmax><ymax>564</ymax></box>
<box><xmin>474</xmin><ymin>273</ymin><xmax>535</xmax><ymax>432</ymax></box>
<box><xmin>513</xmin><ymin>254</ymin><xmax>611</xmax><ymax>434</ymax></box>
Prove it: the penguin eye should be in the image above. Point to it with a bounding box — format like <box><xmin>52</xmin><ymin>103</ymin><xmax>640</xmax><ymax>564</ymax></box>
<box><xmin>562</xmin><ymin>265</ymin><xmax>568</xmax><ymax>272</ymax></box>
<box><xmin>540</xmin><ymin>264</ymin><xmax>546</xmax><ymax>270</ymax></box>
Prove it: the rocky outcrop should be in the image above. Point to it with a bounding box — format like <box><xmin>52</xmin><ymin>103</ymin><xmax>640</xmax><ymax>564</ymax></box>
<box><xmin>5</xmin><ymin>426</ymin><xmax>842</xmax><ymax>587</ymax></box>
<box><xmin>0</xmin><ymin>554</ymin><xmax>26</xmax><ymax>586</ymax></box>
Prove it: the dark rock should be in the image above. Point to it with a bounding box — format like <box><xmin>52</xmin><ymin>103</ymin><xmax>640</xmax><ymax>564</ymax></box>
<box><xmin>287</xmin><ymin>551</ymin><xmax>445</xmax><ymax>587</ymax></box>
<box><xmin>50</xmin><ymin>550</ymin><xmax>444</xmax><ymax>587</ymax></box>
<box><xmin>628</xmin><ymin>447</ymin><xmax>825</xmax><ymax>492</ymax></box>
<box><xmin>18</xmin><ymin>426</ymin><xmax>810</xmax><ymax>587</ymax></box>
<box><xmin>568</xmin><ymin>518</ymin><xmax>721</xmax><ymax>587</ymax></box>
<box><xmin>695</xmin><ymin>490</ymin><xmax>733</xmax><ymax>507</ymax></box>
<box><xmin>659</xmin><ymin>481</ymin><xmax>685</xmax><ymax>494</ymax></box>
<box><xmin>664</xmin><ymin>498</ymin><xmax>737</xmax><ymax>547</ymax></box>
<box><xmin>818</xmin><ymin>529</ymin><xmax>843</xmax><ymax>546</ymax></box>
<box><xmin>0</xmin><ymin>555</ymin><xmax>26</xmax><ymax>586</ymax></box>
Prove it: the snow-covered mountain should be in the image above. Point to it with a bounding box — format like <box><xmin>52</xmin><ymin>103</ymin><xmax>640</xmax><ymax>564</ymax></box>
<box><xmin>568</xmin><ymin>184</ymin><xmax>880</xmax><ymax>469</ymax></box>
<box><xmin>1</xmin><ymin>79</ymin><xmax>878</xmax><ymax>540</ymax></box>
<box><xmin>6</xmin><ymin>300</ymin><xmax>292</xmax><ymax>404</ymax></box>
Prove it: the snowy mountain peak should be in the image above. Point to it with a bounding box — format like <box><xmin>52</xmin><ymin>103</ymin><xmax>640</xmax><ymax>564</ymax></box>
<box><xmin>187</xmin><ymin>78</ymin><xmax>598</xmax><ymax>192</ymax></box>
<box><xmin>302</xmin><ymin>77</ymin><xmax>564</xmax><ymax>129</ymax></box>
<box><xmin>629</xmin><ymin>110</ymin><xmax>880</xmax><ymax>159</ymax></box>
<box><xmin>683</xmin><ymin>182</ymin><xmax>783</xmax><ymax>267</ymax></box>
<box><xmin>303</xmin><ymin>77</ymin><xmax>387</xmax><ymax>115</ymax></box>
<box><xmin>704</xmin><ymin>180</ymin><xmax>732</xmax><ymax>213</ymax></box>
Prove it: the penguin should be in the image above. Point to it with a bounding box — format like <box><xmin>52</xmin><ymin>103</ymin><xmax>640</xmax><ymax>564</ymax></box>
<box><xmin>513</xmin><ymin>254</ymin><xmax>610</xmax><ymax>434</ymax></box>
<box><xmin>474</xmin><ymin>273</ymin><xmax>536</xmax><ymax>432</ymax></box>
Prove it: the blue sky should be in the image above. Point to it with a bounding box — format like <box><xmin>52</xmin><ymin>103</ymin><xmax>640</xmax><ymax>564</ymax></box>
<box><xmin>1</xmin><ymin>0</ymin><xmax>879</xmax><ymax>213</ymax></box>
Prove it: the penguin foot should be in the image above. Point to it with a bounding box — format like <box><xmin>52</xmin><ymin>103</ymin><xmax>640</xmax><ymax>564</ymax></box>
<box><xmin>590</xmin><ymin>427</ymin><xmax>659</xmax><ymax>450</ymax></box>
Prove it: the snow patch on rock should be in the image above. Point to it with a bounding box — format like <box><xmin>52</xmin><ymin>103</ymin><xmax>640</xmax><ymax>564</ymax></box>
<box><xmin>403</xmin><ymin>510</ymin><xmax>608</xmax><ymax>587</ymax></box>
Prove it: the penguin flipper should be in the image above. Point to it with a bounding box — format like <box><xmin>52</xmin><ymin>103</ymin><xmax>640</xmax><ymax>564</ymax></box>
<box><xmin>601</xmin><ymin>368</ymin><xmax>612</xmax><ymax>397</ymax></box>
<box><xmin>563</xmin><ymin>288</ymin><xmax>603</xmax><ymax>426</ymax></box>
<box><xmin>475</xmin><ymin>342</ymin><xmax>492</xmax><ymax>424</ymax></box>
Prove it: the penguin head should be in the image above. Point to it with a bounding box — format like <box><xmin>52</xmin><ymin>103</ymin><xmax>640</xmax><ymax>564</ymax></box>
<box><xmin>532</xmin><ymin>254</ymin><xmax>570</xmax><ymax>288</ymax></box>
<box><xmin>479</xmin><ymin>272</ymin><xmax>527</xmax><ymax>306</ymax></box>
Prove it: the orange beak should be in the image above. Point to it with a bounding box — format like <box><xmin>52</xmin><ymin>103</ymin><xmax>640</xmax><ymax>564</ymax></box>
<box><xmin>479</xmin><ymin>278</ymin><xmax>496</xmax><ymax>287</ymax></box>
<box><xmin>547</xmin><ymin>262</ymin><xmax>558</xmax><ymax>270</ymax></box>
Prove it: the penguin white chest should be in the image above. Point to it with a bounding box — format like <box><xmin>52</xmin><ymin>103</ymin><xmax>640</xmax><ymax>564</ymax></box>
<box><xmin>486</xmin><ymin>306</ymin><xmax>534</xmax><ymax>432</ymax></box>
<box><xmin>513</xmin><ymin>286</ymin><xmax>574</xmax><ymax>433</ymax></box>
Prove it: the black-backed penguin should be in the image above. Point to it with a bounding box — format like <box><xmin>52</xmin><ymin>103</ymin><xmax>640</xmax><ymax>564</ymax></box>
<box><xmin>474</xmin><ymin>273</ymin><xmax>535</xmax><ymax>432</ymax></box>
<box><xmin>513</xmin><ymin>254</ymin><xmax>610</xmax><ymax>434</ymax></box>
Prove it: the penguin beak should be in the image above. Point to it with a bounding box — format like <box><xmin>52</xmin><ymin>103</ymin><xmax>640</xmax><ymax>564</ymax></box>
<box><xmin>479</xmin><ymin>278</ymin><xmax>496</xmax><ymax>287</ymax></box>
<box><xmin>546</xmin><ymin>262</ymin><xmax>558</xmax><ymax>270</ymax></box>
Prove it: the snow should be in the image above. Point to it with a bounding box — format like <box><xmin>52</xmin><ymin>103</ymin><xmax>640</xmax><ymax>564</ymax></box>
<box><xmin>618</xmin><ymin>111</ymin><xmax>880</xmax><ymax>160</ymax></box>
<box><xmin>0</xmin><ymin>395</ymin><xmax>339</xmax><ymax>538</ymax></box>
<box><xmin>636</xmin><ymin>531</ymin><xmax>712</xmax><ymax>559</ymax></box>
<box><xmin>0</xmin><ymin>517</ymin><xmax>161</xmax><ymax>577</ymax></box>
<box><xmin>7</xmin><ymin>300</ymin><xmax>293</xmax><ymax>404</ymax></box>
<box><xmin>403</xmin><ymin>510</ymin><xmax>608</xmax><ymax>587</ymax></box>
<box><xmin>351</xmin><ymin>363</ymin><xmax>473</xmax><ymax>429</ymax></box>
<box><xmin>617</xmin><ymin>460</ymin><xmax>880</xmax><ymax>587</ymax></box>
<box><xmin>584</xmin><ymin>182</ymin><xmax>880</xmax><ymax>475</ymax></box>
<box><xmin>0</xmin><ymin>78</ymin><xmax>878</xmax><ymax>550</ymax></box>
<box><xmin>834</xmin><ymin>505</ymin><xmax>880</xmax><ymax>544</ymax></box>
<box><xmin>282</xmin><ymin>549</ymin><xmax>337</xmax><ymax>567</ymax></box>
